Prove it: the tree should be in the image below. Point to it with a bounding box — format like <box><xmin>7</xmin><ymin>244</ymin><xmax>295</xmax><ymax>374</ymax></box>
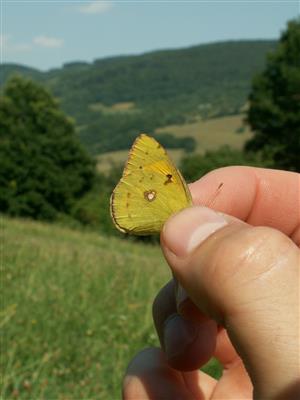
<box><xmin>180</xmin><ymin>146</ymin><xmax>264</xmax><ymax>183</ymax></box>
<box><xmin>246</xmin><ymin>18</ymin><xmax>300</xmax><ymax>171</ymax></box>
<box><xmin>0</xmin><ymin>76</ymin><xmax>95</xmax><ymax>220</ymax></box>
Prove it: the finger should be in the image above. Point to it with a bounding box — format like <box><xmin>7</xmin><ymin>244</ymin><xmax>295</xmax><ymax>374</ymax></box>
<box><xmin>123</xmin><ymin>347</ymin><xmax>252</xmax><ymax>400</ymax></box>
<box><xmin>161</xmin><ymin>206</ymin><xmax>300</xmax><ymax>399</ymax></box>
<box><xmin>152</xmin><ymin>279</ymin><xmax>177</xmax><ymax>347</ymax></box>
<box><xmin>152</xmin><ymin>280</ymin><xmax>218</xmax><ymax>371</ymax></box>
<box><xmin>153</xmin><ymin>280</ymin><xmax>238</xmax><ymax>371</ymax></box>
<box><xmin>140</xmin><ymin>285</ymin><xmax>252</xmax><ymax>397</ymax></box>
<box><xmin>176</xmin><ymin>288</ymin><xmax>241</xmax><ymax>368</ymax></box>
<box><xmin>209</xmin><ymin>358</ymin><xmax>253</xmax><ymax>400</ymax></box>
<box><xmin>189</xmin><ymin>166</ymin><xmax>300</xmax><ymax>243</ymax></box>
<box><xmin>122</xmin><ymin>347</ymin><xmax>217</xmax><ymax>400</ymax></box>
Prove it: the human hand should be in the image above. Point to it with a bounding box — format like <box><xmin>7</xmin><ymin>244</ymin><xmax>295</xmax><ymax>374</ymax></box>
<box><xmin>123</xmin><ymin>167</ymin><xmax>300</xmax><ymax>400</ymax></box>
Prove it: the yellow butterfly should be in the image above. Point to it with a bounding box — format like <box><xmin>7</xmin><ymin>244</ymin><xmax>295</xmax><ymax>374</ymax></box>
<box><xmin>110</xmin><ymin>133</ymin><xmax>192</xmax><ymax>235</ymax></box>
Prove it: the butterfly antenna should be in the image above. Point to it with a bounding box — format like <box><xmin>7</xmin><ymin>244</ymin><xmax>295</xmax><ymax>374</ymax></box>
<box><xmin>205</xmin><ymin>182</ymin><xmax>224</xmax><ymax>208</ymax></box>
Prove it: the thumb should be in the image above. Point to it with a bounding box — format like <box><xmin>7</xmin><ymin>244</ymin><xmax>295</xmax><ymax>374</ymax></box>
<box><xmin>161</xmin><ymin>206</ymin><xmax>299</xmax><ymax>400</ymax></box>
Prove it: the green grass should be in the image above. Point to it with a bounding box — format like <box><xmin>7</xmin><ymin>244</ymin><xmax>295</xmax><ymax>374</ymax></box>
<box><xmin>1</xmin><ymin>216</ymin><xmax>221</xmax><ymax>399</ymax></box>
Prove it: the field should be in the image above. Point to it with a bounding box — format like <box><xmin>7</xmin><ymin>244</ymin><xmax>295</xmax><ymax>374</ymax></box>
<box><xmin>96</xmin><ymin>114</ymin><xmax>253</xmax><ymax>173</ymax></box>
<box><xmin>2</xmin><ymin>217</ymin><xmax>221</xmax><ymax>399</ymax></box>
<box><xmin>89</xmin><ymin>102</ymin><xmax>138</xmax><ymax>114</ymax></box>
<box><xmin>156</xmin><ymin>113</ymin><xmax>252</xmax><ymax>152</ymax></box>
<box><xmin>96</xmin><ymin>149</ymin><xmax>184</xmax><ymax>174</ymax></box>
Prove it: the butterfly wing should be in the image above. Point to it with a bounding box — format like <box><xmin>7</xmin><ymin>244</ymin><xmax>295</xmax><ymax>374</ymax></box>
<box><xmin>110</xmin><ymin>134</ymin><xmax>192</xmax><ymax>235</ymax></box>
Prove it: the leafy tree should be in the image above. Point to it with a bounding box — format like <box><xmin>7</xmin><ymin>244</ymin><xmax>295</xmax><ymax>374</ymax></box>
<box><xmin>153</xmin><ymin>133</ymin><xmax>196</xmax><ymax>153</ymax></box>
<box><xmin>72</xmin><ymin>169</ymin><xmax>120</xmax><ymax>235</ymax></box>
<box><xmin>181</xmin><ymin>146</ymin><xmax>266</xmax><ymax>183</ymax></box>
<box><xmin>246</xmin><ymin>19</ymin><xmax>300</xmax><ymax>171</ymax></box>
<box><xmin>0</xmin><ymin>76</ymin><xmax>95</xmax><ymax>220</ymax></box>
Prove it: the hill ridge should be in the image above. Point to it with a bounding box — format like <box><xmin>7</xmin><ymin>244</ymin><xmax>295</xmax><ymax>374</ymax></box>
<box><xmin>1</xmin><ymin>38</ymin><xmax>276</xmax><ymax>73</ymax></box>
<box><xmin>1</xmin><ymin>39</ymin><xmax>276</xmax><ymax>154</ymax></box>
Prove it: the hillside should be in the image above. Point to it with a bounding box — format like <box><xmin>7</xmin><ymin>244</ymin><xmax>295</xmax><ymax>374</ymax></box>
<box><xmin>1</xmin><ymin>40</ymin><xmax>276</xmax><ymax>154</ymax></box>
<box><xmin>97</xmin><ymin>114</ymin><xmax>253</xmax><ymax>173</ymax></box>
<box><xmin>2</xmin><ymin>216</ymin><xmax>221</xmax><ymax>398</ymax></box>
<box><xmin>1</xmin><ymin>216</ymin><xmax>168</xmax><ymax>398</ymax></box>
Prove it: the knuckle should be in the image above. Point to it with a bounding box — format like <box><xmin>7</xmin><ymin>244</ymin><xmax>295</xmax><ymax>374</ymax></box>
<box><xmin>240</xmin><ymin>226</ymin><xmax>291</xmax><ymax>259</ymax></box>
<box><xmin>207</xmin><ymin>225</ymin><xmax>292</xmax><ymax>286</ymax></box>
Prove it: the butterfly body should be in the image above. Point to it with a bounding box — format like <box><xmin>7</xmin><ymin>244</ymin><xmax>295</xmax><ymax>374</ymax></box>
<box><xmin>110</xmin><ymin>134</ymin><xmax>192</xmax><ymax>235</ymax></box>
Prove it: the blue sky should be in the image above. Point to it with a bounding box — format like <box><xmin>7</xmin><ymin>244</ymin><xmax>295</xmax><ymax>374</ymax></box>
<box><xmin>1</xmin><ymin>0</ymin><xmax>299</xmax><ymax>70</ymax></box>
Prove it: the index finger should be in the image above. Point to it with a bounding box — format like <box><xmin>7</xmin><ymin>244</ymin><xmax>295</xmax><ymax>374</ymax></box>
<box><xmin>189</xmin><ymin>166</ymin><xmax>300</xmax><ymax>243</ymax></box>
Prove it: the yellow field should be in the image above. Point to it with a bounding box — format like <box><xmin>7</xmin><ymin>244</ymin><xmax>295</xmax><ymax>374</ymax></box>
<box><xmin>96</xmin><ymin>114</ymin><xmax>253</xmax><ymax>173</ymax></box>
<box><xmin>89</xmin><ymin>101</ymin><xmax>138</xmax><ymax>114</ymax></box>
<box><xmin>156</xmin><ymin>114</ymin><xmax>253</xmax><ymax>153</ymax></box>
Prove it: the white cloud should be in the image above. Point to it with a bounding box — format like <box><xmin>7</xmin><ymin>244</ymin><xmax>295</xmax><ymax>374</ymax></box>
<box><xmin>79</xmin><ymin>1</ymin><xmax>113</xmax><ymax>15</ymax></box>
<box><xmin>33</xmin><ymin>35</ymin><xmax>64</xmax><ymax>48</ymax></box>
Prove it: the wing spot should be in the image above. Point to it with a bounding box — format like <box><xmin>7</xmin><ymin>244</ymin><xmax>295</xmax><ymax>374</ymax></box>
<box><xmin>144</xmin><ymin>190</ymin><xmax>156</xmax><ymax>202</ymax></box>
<box><xmin>164</xmin><ymin>174</ymin><xmax>173</xmax><ymax>185</ymax></box>
<box><xmin>139</xmin><ymin>166</ymin><xmax>143</xmax><ymax>169</ymax></box>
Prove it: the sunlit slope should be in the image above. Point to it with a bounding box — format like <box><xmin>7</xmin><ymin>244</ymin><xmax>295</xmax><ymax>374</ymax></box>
<box><xmin>2</xmin><ymin>216</ymin><xmax>169</xmax><ymax>399</ymax></box>
<box><xmin>156</xmin><ymin>114</ymin><xmax>253</xmax><ymax>152</ymax></box>
<box><xmin>96</xmin><ymin>114</ymin><xmax>252</xmax><ymax>173</ymax></box>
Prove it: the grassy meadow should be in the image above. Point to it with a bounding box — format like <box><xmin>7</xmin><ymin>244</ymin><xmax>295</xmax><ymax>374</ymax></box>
<box><xmin>96</xmin><ymin>114</ymin><xmax>252</xmax><ymax>173</ymax></box>
<box><xmin>156</xmin><ymin>114</ymin><xmax>252</xmax><ymax>152</ymax></box>
<box><xmin>89</xmin><ymin>102</ymin><xmax>138</xmax><ymax>114</ymax></box>
<box><xmin>2</xmin><ymin>216</ymin><xmax>221</xmax><ymax>399</ymax></box>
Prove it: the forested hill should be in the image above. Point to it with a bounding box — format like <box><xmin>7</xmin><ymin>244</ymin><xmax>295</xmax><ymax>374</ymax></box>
<box><xmin>1</xmin><ymin>40</ymin><xmax>276</xmax><ymax>154</ymax></box>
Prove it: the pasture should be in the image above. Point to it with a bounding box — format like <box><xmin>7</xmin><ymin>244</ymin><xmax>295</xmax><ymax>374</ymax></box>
<box><xmin>2</xmin><ymin>216</ymin><xmax>221</xmax><ymax>399</ymax></box>
<box><xmin>96</xmin><ymin>114</ymin><xmax>252</xmax><ymax>173</ymax></box>
<box><xmin>156</xmin><ymin>114</ymin><xmax>252</xmax><ymax>152</ymax></box>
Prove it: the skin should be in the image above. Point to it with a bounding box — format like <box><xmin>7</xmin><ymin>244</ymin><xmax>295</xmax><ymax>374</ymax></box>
<box><xmin>122</xmin><ymin>166</ymin><xmax>300</xmax><ymax>400</ymax></box>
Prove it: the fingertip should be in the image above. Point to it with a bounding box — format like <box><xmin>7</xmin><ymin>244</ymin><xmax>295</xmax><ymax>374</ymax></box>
<box><xmin>189</xmin><ymin>166</ymin><xmax>300</xmax><ymax>237</ymax></box>
<box><xmin>162</xmin><ymin>206</ymin><xmax>228</xmax><ymax>258</ymax></box>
